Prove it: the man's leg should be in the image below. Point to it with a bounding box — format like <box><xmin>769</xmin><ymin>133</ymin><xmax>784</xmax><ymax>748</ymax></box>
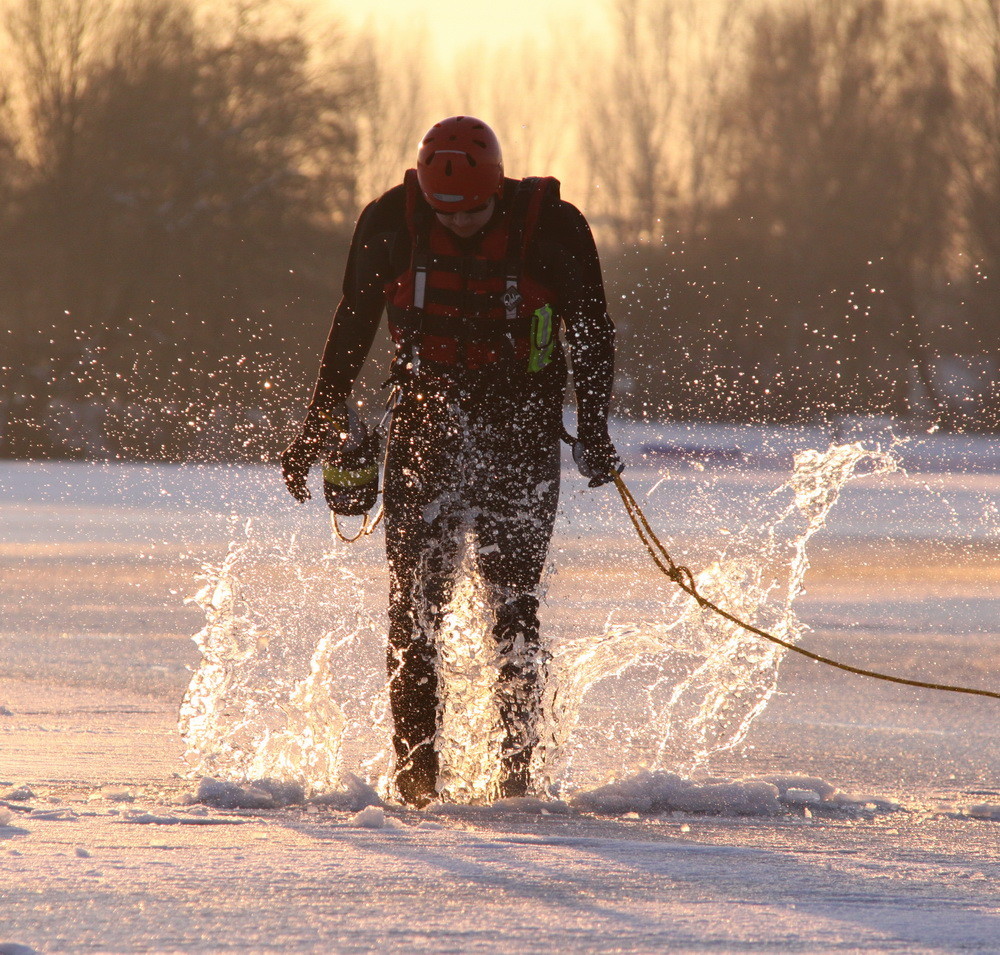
<box><xmin>385</xmin><ymin>536</ymin><xmax>456</xmax><ymax>807</ymax></box>
<box><xmin>382</xmin><ymin>388</ymin><xmax>463</xmax><ymax>806</ymax></box>
<box><xmin>471</xmin><ymin>375</ymin><xmax>563</xmax><ymax>798</ymax></box>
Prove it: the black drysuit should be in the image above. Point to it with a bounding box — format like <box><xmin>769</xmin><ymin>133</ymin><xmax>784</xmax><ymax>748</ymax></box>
<box><xmin>303</xmin><ymin>177</ymin><xmax>615</xmax><ymax>802</ymax></box>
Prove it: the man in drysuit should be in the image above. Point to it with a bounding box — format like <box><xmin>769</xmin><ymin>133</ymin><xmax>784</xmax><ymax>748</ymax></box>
<box><xmin>281</xmin><ymin>116</ymin><xmax>619</xmax><ymax>806</ymax></box>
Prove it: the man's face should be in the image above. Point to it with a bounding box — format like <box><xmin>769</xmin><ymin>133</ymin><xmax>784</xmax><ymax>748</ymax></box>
<box><xmin>435</xmin><ymin>197</ymin><xmax>496</xmax><ymax>238</ymax></box>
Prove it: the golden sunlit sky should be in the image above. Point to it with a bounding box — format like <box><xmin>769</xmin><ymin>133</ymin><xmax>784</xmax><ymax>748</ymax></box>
<box><xmin>326</xmin><ymin>0</ymin><xmax>604</xmax><ymax>57</ymax></box>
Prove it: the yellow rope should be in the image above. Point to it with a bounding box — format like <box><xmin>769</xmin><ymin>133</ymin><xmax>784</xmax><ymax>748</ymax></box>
<box><xmin>612</xmin><ymin>473</ymin><xmax>1000</xmax><ymax>701</ymax></box>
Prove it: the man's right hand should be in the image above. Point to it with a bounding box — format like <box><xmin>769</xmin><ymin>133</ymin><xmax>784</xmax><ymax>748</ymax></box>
<box><xmin>280</xmin><ymin>435</ymin><xmax>320</xmax><ymax>502</ymax></box>
<box><xmin>280</xmin><ymin>405</ymin><xmax>348</xmax><ymax>503</ymax></box>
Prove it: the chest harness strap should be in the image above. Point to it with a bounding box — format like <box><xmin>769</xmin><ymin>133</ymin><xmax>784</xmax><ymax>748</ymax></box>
<box><xmin>392</xmin><ymin>173</ymin><xmax>557</xmax><ymax>377</ymax></box>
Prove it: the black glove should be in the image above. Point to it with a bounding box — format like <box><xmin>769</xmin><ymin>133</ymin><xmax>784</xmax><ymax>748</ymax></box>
<box><xmin>280</xmin><ymin>405</ymin><xmax>347</xmax><ymax>503</ymax></box>
<box><xmin>573</xmin><ymin>426</ymin><xmax>623</xmax><ymax>488</ymax></box>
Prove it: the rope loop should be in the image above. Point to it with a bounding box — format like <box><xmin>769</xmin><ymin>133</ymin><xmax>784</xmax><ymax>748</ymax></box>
<box><xmin>331</xmin><ymin>502</ymin><xmax>385</xmax><ymax>543</ymax></box>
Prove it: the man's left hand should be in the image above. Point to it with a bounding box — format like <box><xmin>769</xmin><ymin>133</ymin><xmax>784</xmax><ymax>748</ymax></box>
<box><xmin>573</xmin><ymin>429</ymin><xmax>624</xmax><ymax>488</ymax></box>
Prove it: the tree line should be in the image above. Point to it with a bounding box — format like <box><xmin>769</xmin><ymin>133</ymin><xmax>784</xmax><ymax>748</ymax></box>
<box><xmin>580</xmin><ymin>0</ymin><xmax>998</xmax><ymax>427</ymax></box>
<box><xmin>1</xmin><ymin>0</ymin><xmax>998</xmax><ymax>461</ymax></box>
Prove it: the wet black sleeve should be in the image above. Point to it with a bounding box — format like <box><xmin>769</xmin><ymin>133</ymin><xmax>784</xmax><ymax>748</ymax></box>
<box><xmin>534</xmin><ymin>198</ymin><xmax>617</xmax><ymax>442</ymax></box>
<box><xmin>305</xmin><ymin>186</ymin><xmax>408</xmax><ymax>416</ymax></box>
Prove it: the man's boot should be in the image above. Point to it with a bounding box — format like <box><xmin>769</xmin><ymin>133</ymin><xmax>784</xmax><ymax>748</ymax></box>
<box><xmin>498</xmin><ymin>746</ymin><xmax>532</xmax><ymax>799</ymax></box>
<box><xmin>394</xmin><ymin>740</ymin><xmax>438</xmax><ymax>808</ymax></box>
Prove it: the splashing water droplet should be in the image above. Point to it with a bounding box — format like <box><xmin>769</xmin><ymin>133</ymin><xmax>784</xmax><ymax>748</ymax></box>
<box><xmin>537</xmin><ymin>442</ymin><xmax>899</xmax><ymax>793</ymax></box>
<box><xmin>179</xmin><ymin>442</ymin><xmax>898</xmax><ymax>803</ymax></box>
<box><xmin>179</xmin><ymin>528</ymin><xmax>391</xmax><ymax>796</ymax></box>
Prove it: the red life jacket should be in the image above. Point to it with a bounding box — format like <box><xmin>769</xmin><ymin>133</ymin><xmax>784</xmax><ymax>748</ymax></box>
<box><xmin>384</xmin><ymin>170</ymin><xmax>560</xmax><ymax>372</ymax></box>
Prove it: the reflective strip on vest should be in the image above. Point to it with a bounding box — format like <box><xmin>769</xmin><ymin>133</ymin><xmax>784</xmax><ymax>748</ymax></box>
<box><xmin>413</xmin><ymin>266</ymin><xmax>428</xmax><ymax>311</ymax></box>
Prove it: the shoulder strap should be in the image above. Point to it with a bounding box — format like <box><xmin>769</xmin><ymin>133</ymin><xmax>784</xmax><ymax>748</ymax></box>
<box><xmin>520</xmin><ymin>176</ymin><xmax>560</xmax><ymax>255</ymax></box>
<box><xmin>402</xmin><ymin>168</ymin><xmax>431</xmax><ymax>241</ymax></box>
<box><xmin>503</xmin><ymin>177</ymin><xmax>561</xmax><ymax>321</ymax></box>
<box><xmin>403</xmin><ymin>168</ymin><xmax>432</xmax><ymax>311</ymax></box>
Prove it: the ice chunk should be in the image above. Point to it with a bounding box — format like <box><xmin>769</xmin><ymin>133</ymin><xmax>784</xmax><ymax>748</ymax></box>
<box><xmin>349</xmin><ymin>806</ymin><xmax>386</xmax><ymax>828</ymax></box>
<box><xmin>27</xmin><ymin>808</ymin><xmax>77</xmax><ymax>821</ymax></box>
<box><xmin>3</xmin><ymin>786</ymin><xmax>34</xmax><ymax>801</ymax></box>
<box><xmin>571</xmin><ymin>771</ymin><xmax>782</xmax><ymax>816</ymax></box>
<box><xmin>782</xmin><ymin>789</ymin><xmax>821</xmax><ymax>805</ymax></box>
<box><xmin>760</xmin><ymin>775</ymin><xmax>837</xmax><ymax>801</ymax></box>
<box><xmin>422</xmin><ymin>502</ymin><xmax>440</xmax><ymax>523</ymax></box>
<box><xmin>492</xmin><ymin>796</ymin><xmax>571</xmax><ymax>815</ymax></box>
<box><xmin>311</xmin><ymin>774</ymin><xmax>383</xmax><ymax>813</ymax></box>
<box><xmin>94</xmin><ymin>786</ymin><xmax>135</xmax><ymax>803</ymax></box>
<box><xmin>830</xmin><ymin>791</ymin><xmax>902</xmax><ymax>812</ymax></box>
<box><xmin>196</xmin><ymin>777</ymin><xmax>305</xmax><ymax>810</ymax></box>
<box><xmin>123</xmin><ymin>811</ymin><xmax>246</xmax><ymax>826</ymax></box>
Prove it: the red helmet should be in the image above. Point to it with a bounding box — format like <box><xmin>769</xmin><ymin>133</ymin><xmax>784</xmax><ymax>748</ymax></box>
<box><xmin>416</xmin><ymin>116</ymin><xmax>503</xmax><ymax>212</ymax></box>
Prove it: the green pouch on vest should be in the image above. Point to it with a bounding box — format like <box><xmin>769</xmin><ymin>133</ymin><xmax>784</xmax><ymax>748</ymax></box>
<box><xmin>527</xmin><ymin>304</ymin><xmax>556</xmax><ymax>373</ymax></box>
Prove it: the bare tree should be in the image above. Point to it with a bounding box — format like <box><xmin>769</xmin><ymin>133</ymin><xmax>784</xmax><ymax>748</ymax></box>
<box><xmin>954</xmin><ymin>0</ymin><xmax>1000</xmax><ymax>425</ymax></box>
<box><xmin>958</xmin><ymin>0</ymin><xmax>1000</xmax><ymax>310</ymax></box>
<box><xmin>579</xmin><ymin>0</ymin><xmax>675</xmax><ymax>244</ymax></box>
<box><xmin>677</xmin><ymin>0</ymin><xmax>748</xmax><ymax>237</ymax></box>
<box><xmin>577</xmin><ymin>0</ymin><xmax>747</xmax><ymax>245</ymax></box>
<box><xmin>1</xmin><ymin>0</ymin><xmax>370</xmax><ymax>459</ymax></box>
<box><xmin>709</xmin><ymin>0</ymin><xmax>956</xmax><ymax>418</ymax></box>
<box><xmin>353</xmin><ymin>28</ymin><xmax>432</xmax><ymax>201</ymax></box>
<box><xmin>0</xmin><ymin>73</ymin><xmax>24</xmax><ymax>230</ymax></box>
<box><xmin>450</xmin><ymin>30</ymin><xmax>575</xmax><ymax>183</ymax></box>
<box><xmin>4</xmin><ymin>0</ymin><xmax>106</xmax><ymax>180</ymax></box>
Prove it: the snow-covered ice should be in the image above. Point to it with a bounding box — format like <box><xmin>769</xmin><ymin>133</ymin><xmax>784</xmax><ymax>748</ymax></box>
<box><xmin>2</xmin><ymin>422</ymin><xmax>999</xmax><ymax>952</ymax></box>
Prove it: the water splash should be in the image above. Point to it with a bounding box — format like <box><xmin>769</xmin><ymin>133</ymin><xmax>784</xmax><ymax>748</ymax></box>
<box><xmin>540</xmin><ymin>442</ymin><xmax>899</xmax><ymax>791</ymax></box>
<box><xmin>434</xmin><ymin>538</ymin><xmax>504</xmax><ymax>804</ymax></box>
<box><xmin>178</xmin><ymin>524</ymin><xmax>391</xmax><ymax>795</ymax></box>
<box><xmin>179</xmin><ymin>442</ymin><xmax>898</xmax><ymax>802</ymax></box>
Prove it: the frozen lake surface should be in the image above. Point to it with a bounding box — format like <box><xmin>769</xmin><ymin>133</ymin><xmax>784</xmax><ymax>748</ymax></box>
<box><xmin>1</xmin><ymin>421</ymin><xmax>999</xmax><ymax>952</ymax></box>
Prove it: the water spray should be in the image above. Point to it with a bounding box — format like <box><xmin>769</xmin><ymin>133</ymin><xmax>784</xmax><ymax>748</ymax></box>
<box><xmin>612</xmin><ymin>458</ymin><xmax>1000</xmax><ymax>702</ymax></box>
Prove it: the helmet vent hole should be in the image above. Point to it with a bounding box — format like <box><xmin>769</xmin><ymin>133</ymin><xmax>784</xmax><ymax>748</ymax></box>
<box><xmin>445</xmin><ymin>159</ymin><xmax>453</xmax><ymax>176</ymax></box>
<box><xmin>467</xmin><ymin>155</ymin><xmax>477</xmax><ymax>167</ymax></box>
<box><xmin>472</xmin><ymin>139</ymin><xmax>487</xmax><ymax>149</ymax></box>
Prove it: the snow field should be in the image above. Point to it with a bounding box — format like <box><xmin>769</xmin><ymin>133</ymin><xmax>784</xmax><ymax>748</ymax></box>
<box><xmin>2</xmin><ymin>429</ymin><xmax>1000</xmax><ymax>952</ymax></box>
